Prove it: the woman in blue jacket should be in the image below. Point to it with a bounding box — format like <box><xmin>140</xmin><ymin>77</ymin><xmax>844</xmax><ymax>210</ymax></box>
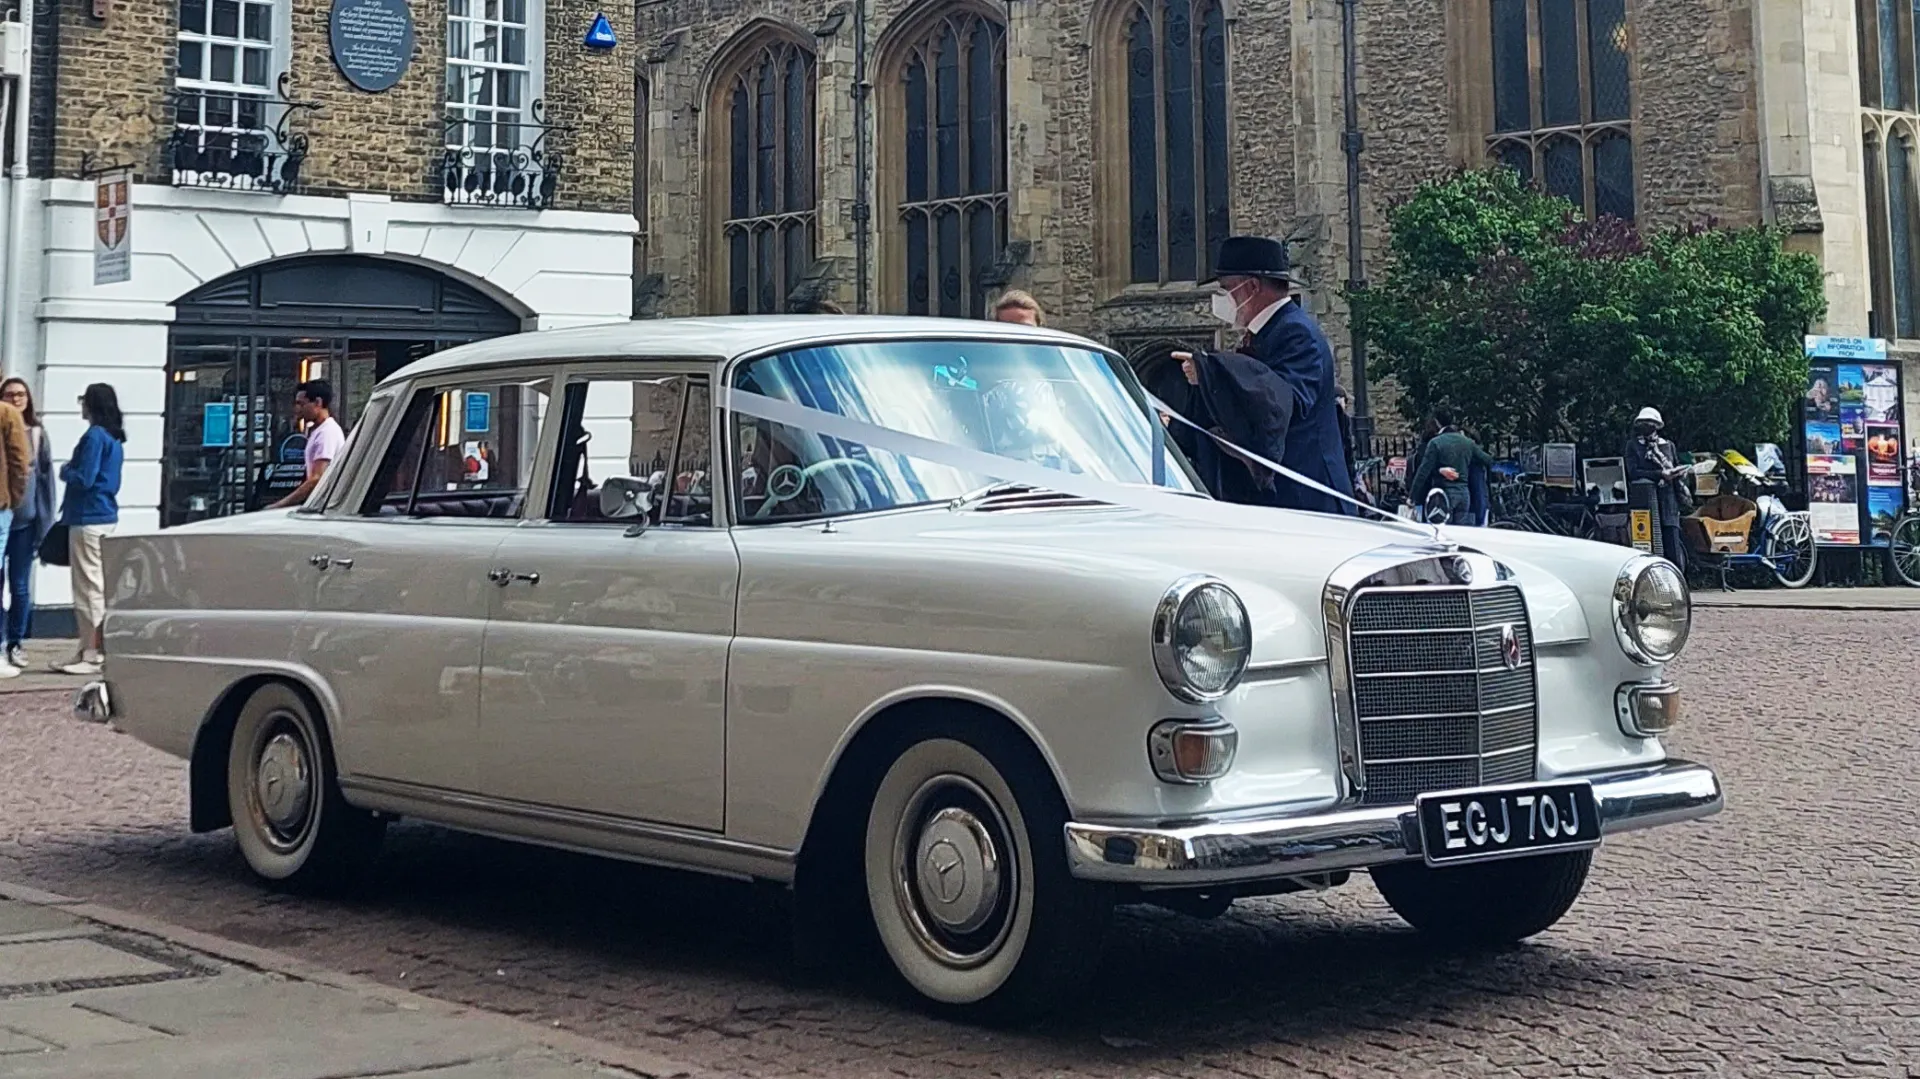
<box><xmin>56</xmin><ymin>383</ymin><xmax>124</xmax><ymax>676</ymax></box>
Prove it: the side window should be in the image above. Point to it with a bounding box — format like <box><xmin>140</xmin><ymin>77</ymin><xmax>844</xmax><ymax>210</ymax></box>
<box><xmin>313</xmin><ymin>392</ymin><xmax>393</xmax><ymax>513</ymax></box>
<box><xmin>359</xmin><ymin>376</ymin><xmax>551</xmax><ymax>519</ymax></box>
<box><xmin>550</xmin><ymin>374</ymin><xmax>715</xmax><ymax>527</ymax></box>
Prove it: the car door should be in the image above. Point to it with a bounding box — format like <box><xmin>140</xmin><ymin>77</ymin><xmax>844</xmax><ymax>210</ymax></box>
<box><xmin>478</xmin><ymin>364</ymin><xmax>735</xmax><ymax>831</ymax></box>
<box><xmin>294</xmin><ymin>370</ymin><xmax>555</xmax><ymax>793</ymax></box>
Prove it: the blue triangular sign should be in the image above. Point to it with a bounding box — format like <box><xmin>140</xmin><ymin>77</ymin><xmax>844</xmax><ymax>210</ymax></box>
<box><xmin>585</xmin><ymin>13</ymin><xmax>617</xmax><ymax>49</ymax></box>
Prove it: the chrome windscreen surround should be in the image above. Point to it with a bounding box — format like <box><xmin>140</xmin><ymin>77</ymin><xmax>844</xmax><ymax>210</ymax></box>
<box><xmin>1322</xmin><ymin>546</ymin><xmax>1538</xmax><ymax>807</ymax></box>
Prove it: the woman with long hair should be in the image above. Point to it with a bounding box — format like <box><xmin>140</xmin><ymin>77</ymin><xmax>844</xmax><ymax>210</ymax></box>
<box><xmin>56</xmin><ymin>382</ymin><xmax>124</xmax><ymax>675</ymax></box>
<box><xmin>0</xmin><ymin>378</ymin><xmax>54</xmax><ymax>669</ymax></box>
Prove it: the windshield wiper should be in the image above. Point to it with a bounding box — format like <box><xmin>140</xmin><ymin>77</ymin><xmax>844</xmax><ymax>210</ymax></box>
<box><xmin>948</xmin><ymin>482</ymin><xmax>1042</xmax><ymax>510</ymax></box>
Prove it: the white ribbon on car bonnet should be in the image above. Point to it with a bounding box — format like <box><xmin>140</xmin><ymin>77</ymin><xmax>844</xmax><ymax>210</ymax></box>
<box><xmin>718</xmin><ymin>386</ymin><xmax>1438</xmax><ymax>541</ymax></box>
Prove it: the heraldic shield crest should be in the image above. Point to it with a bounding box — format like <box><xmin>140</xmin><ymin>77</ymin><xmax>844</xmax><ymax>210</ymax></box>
<box><xmin>96</xmin><ymin>175</ymin><xmax>130</xmax><ymax>250</ymax></box>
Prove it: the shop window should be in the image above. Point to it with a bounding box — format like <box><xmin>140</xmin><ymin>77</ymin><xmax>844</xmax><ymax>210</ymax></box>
<box><xmin>1104</xmin><ymin>0</ymin><xmax>1230</xmax><ymax>286</ymax></box>
<box><xmin>1482</xmin><ymin>0</ymin><xmax>1635</xmax><ymax>222</ymax></box>
<box><xmin>549</xmin><ymin>374</ymin><xmax>714</xmax><ymax>526</ymax></box>
<box><xmin>173</xmin><ymin>0</ymin><xmax>294</xmax><ymax>190</ymax></box>
<box><xmin>444</xmin><ymin>0</ymin><xmax>551</xmax><ymax>207</ymax></box>
<box><xmin>883</xmin><ymin>4</ymin><xmax>1008</xmax><ymax>317</ymax></box>
<box><xmin>705</xmin><ymin>30</ymin><xmax>817</xmax><ymax>314</ymax></box>
<box><xmin>363</xmin><ymin>375</ymin><xmax>552</xmax><ymax>519</ymax></box>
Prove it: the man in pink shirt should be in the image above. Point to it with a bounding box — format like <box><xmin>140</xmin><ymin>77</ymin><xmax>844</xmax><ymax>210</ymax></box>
<box><xmin>270</xmin><ymin>379</ymin><xmax>344</xmax><ymax>509</ymax></box>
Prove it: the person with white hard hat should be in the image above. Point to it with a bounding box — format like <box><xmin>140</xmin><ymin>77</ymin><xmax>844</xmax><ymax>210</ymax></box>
<box><xmin>1625</xmin><ymin>406</ymin><xmax>1690</xmax><ymax>569</ymax></box>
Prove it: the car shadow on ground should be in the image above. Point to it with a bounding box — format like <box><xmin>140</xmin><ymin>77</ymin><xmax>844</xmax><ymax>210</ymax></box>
<box><xmin>20</xmin><ymin>817</ymin><xmax>1685</xmax><ymax>1055</ymax></box>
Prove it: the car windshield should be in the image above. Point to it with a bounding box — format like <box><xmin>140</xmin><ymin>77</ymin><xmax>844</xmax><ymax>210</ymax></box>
<box><xmin>730</xmin><ymin>339</ymin><xmax>1202</xmax><ymax>521</ymax></box>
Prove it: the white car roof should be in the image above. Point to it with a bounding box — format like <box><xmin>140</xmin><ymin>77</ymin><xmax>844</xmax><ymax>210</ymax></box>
<box><xmin>388</xmin><ymin>315</ymin><xmax>1108</xmax><ymax>385</ymax></box>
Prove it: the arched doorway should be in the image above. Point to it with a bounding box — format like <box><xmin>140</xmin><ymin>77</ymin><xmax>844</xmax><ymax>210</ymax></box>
<box><xmin>164</xmin><ymin>256</ymin><xmax>522</xmax><ymax>525</ymax></box>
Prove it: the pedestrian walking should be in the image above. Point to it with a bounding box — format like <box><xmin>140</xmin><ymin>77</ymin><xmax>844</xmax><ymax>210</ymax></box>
<box><xmin>1189</xmin><ymin>236</ymin><xmax>1353</xmax><ymax>514</ymax></box>
<box><xmin>1625</xmin><ymin>405</ymin><xmax>1689</xmax><ymax>570</ymax></box>
<box><xmin>1</xmin><ymin>378</ymin><xmax>54</xmax><ymax>672</ymax></box>
<box><xmin>269</xmin><ymin>379</ymin><xmax>344</xmax><ymax>510</ymax></box>
<box><xmin>55</xmin><ymin>383</ymin><xmax>124</xmax><ymax>676</ymax></box>
<box><xmin>1409</xmin><ymin>409</ymin><xmax>1493</xmax><ymax>524</ymax></box>
<box><xmin>989</xmin><ymin>290</ymin><xmax>1044</xmax><ymax>326</ymax></box>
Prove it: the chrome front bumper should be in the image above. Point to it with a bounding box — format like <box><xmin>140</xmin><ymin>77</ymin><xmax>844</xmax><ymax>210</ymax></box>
<box><xmin>1063</xmin><ymin>758</ymin><xmax>1723</xmax><ymax>886</ymax></box>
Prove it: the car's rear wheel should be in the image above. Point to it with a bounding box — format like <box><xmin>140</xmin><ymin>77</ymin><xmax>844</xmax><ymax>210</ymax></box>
<box><xmin>226</xmin><ymin>683</ymin><xmax>384</xmax><ymax>892</ymax></box>
<box><xmin>1370</xmin><ymin>849</ymin><xmax>1592</xmax><ymax>944</ymax></box>
<box><xmin>863</xmin><ymin>729</ymin><xmax>1110</xmax><ymax>1021</ymax></box>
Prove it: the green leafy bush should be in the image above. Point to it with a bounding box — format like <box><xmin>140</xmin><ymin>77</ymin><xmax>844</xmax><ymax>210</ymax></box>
<box><xmin>1350</xmin><ymin>168</ymin><xmax>1828</xmax><ymax>451</ymax></box>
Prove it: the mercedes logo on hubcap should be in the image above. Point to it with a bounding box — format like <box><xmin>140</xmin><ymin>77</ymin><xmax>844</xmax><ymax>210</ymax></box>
<box><xmin>924</xmin><ymin>839</ymin><xmax>966</xmax><ymax>904</ymax></box>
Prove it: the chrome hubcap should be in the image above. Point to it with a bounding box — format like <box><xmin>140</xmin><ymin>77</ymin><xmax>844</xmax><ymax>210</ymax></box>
<box><xmin>254</xmin><ymin>728</ymin><xmax>313</xmax><ymax>845</ymax></box>
<box><xmin>912</xmin><ymin>808</ymin><xmax>1003</xmax><ymax>936</ymax></box>
<box><xmin>892</xmin><ymin>774</ymin><xmax>1018</xmax><ymax>968</ymax></box>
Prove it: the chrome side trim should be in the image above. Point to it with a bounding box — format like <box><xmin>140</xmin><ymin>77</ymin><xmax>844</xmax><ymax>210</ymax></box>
<box><xmin>1062</xmin><ymin>757</ymin><xmax>1723</xmax><ymax>886</ymax></box>
<box><xmin>338</xmin><ymin>776</ymin><xmax>797</xmax><ymax>883</ymax></box>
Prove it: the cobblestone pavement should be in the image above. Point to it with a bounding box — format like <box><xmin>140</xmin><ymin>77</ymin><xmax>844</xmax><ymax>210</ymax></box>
<box><xmin>2</xmin><ymin>609</ymin><xmax>1916</xmax><ymax>1078</ymax></box>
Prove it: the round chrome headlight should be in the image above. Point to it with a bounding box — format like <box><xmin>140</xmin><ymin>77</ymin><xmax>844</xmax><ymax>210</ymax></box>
<box><xmin>1612</xmin><ymin>556</ymin><xmax>1691</xmax><ymax>665</ymax></box>
<box><xmin>1152</xmin><ymin>576</ymin><xmax>1252</xmax><ymax>702</ymax></box>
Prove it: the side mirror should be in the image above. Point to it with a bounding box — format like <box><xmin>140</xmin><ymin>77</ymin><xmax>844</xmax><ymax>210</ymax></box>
<box><xmin>600</xmin><ymin>476</ymin><xmax>654</xmax><ymax>521</ymax></box>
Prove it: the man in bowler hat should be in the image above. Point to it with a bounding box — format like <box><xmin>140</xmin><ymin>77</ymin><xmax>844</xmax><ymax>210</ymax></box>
<box><xmin>1173</xmin><ymin>236</ymin><xmax>1354</xmax><ymax>515</ymax></box>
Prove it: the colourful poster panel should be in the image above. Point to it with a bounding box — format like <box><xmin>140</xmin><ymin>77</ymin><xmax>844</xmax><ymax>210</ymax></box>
<box><xmin>1807</xmin><ymin>454</ymin><xmax>1860</xmax><ymax>545</ymax></box>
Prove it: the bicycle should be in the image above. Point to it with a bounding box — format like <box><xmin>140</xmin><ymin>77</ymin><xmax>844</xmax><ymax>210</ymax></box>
<box><xmin>1487</xmin><ymin>470</ymin><xmax>1601</xmax><ymax>541</ymax></box>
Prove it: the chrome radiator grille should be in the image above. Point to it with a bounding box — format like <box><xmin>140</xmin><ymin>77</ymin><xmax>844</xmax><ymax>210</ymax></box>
<box><xmin>1346</xmin><ymin>584</ymin><xmax>1538</xmax><ymax>806</ymax></box>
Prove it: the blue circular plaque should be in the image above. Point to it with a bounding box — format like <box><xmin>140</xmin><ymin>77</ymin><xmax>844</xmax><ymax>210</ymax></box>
<box><xmin>329</xmin><ymin>0</ymin><xmax>415</xmax><ymax>93</ymax></box>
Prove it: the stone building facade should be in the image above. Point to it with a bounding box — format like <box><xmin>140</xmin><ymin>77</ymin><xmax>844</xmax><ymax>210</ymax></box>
<box><xmin>630</xmin><ymin>0</ymin><xmax>1920</xmax><ymax>430</ymax></box>
<box><xmin>1</xmin><ymin>0</ymin><xmax>639</xmax><ymax>620</ymax></box>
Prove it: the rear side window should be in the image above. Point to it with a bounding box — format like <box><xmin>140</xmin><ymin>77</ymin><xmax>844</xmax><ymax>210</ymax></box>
<box><xmin>359</xmin><ymin>376</ymin><xmax>552</xmax><ymax>519</ymax></box>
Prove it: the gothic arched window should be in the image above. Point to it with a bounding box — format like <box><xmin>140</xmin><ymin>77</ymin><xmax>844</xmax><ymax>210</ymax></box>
<box><xmin>886</xmin><ymin>6</ymin><xmax>1007</xmax><ymax>318</ymax></box>
<box><xmin>708</xmin><ymin>32</ymin><xmax>817</xmax><ymax>314</ymax></box>
<box><xmin>1118</xmin><ymin>0</ymin><xmax>1229</xmax><ymax>284</ymax></box>
<box><xmin>1860</xmin><ymin>0</ymin><xmax>1920</xmax><ymax>339</ymax></box>
<box><xmin>1483</xmin><ymin>0</ymin><xmax>1634</xmax><ymax>222</ymax></box>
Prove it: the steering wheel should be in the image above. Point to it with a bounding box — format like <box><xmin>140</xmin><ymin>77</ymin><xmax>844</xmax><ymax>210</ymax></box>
<box><xmin>753</xmin><ymin>456</ymin><xmax>891</xmax><ymax>519</ymax></box>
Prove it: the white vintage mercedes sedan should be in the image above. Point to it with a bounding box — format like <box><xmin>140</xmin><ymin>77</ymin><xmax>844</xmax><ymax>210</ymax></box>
<box><xmin>79</xmin><ymin>316</ymin><xmax>1721</xmax><ymax>1019</ymax></box>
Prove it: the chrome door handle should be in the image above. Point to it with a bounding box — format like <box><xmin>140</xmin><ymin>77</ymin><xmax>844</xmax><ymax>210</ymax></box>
<box><xmin>487</xmin><ymin>567</ymin><xmax>512</xmax><ymax>586</ymax></box>
<box><xmin>308</xmin><ymin>554</ymin><xmax>331</xmax><ymax>570</ymax></box>
<box><xmin>511</xmin><ymin>571</ymin><xmax>540</xmax><ymax>585</ymax></box>
<box><xmin>331</xmin><ymin>558</ymin><xmax>354</xmax><ymax>570</ymax></box>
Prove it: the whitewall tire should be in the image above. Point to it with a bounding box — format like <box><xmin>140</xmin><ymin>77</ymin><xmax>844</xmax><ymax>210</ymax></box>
<box><xmin>225</xmin><ymin>683</ymin><xmax>384</xmax><ymax>891</ymax></box>
<box><xmin>863</xmin><ymin>731</ymin><xmax>1110</xmax><ymax>1020</ymax></box>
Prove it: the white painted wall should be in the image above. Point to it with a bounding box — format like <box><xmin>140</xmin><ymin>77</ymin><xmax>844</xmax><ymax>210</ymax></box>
<box><xmin>3</xmin><ymin>180</ymin><xmax>635</xmax><ymax>612</ymax></box>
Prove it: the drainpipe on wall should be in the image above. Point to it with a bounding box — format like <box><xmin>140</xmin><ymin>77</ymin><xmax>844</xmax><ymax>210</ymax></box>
<box><xmin>1</xmin><ymin>4</ymin><xmax>31</xmax><ymax>378</ymax></box>
<box><xmin>851</xmin><ymin>0</ymin><xmax>871</xmax><ymax>313</ymax></box>
<box><xmin>1338</xmin><ymin>0</ymin><xmax>1371</xmax><ymax>450</ymax></box>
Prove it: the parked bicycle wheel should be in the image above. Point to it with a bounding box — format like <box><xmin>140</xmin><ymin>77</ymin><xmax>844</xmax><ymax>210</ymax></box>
<box><xmin>1769</xmin><ymin>514</ymin><xmax>1817</xmax><ymax>589</ymax></box>
<box><xmin>1887</xmin><ymin>513</ymin><xmax>1920</xmax><ymax>587</ymax></box>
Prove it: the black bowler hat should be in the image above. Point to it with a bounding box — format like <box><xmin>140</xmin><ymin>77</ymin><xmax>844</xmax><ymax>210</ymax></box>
<box><xmin>1205</xmin><ymin>235</ymin><xmax>1303</xmax><ymax>286</ymax></box>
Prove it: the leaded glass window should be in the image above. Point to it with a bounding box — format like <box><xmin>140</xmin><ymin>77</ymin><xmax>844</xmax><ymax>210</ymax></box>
<box><xmin>1858</xmin><ymin>0</ymin><xmax>1920</xmax><ymax>339</ymax></box>
<box><xmin>896</xmin><ymin>9</ymin><xmax>1007</xmax><ymax>318</ymax></box>
<box><xmin>717</xmin><ymin>38</ymin><xmax>817</xmax><ymax>315</ymax></box>
<box><xmin>1485</xmin><ymin>0</ymin><xmax>1634</xmax><ymax>222</ymax></box>
<box><xmin>1121</xmin><ymin>0</ymin><xmax>1229</xmax><ymax>284</ymax></box>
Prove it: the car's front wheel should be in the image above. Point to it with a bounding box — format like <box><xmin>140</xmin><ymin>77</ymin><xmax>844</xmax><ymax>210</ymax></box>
<box><xmin>863</xmin><ymin>729</ymin><xmax>1111</xmax><ymax>1021</ymax></box>
<box><xmin>225</xmin><ymin>683</ymin><xmax>384</xmax><ymax>892</ymax></box>
<box><xmin>1370</xmin><ymin>849</ymin><xmax>1592</xmax><ymax>944</ymax></box>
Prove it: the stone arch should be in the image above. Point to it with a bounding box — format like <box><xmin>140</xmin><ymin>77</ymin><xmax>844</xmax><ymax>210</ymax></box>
<box><xmin>699</xmin><ymin>18</ymin><xmax>820</xmax><ymax>313</ymax></box>
<box><xmin>874</xmin><ymin>0</ymin><xmax>1009</xmax><ymax>316</ymax></box>
<box><xmin>171</xmin><ymin>255</ymin><xmax>524</xmax><ymax>335</ymax></box>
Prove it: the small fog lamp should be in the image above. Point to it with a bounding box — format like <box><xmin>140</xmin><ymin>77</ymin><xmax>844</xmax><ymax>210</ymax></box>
<box><xmin>1148</xmin><ymin>719</ymin><xmax>1239</xmax><ymax>784</ymax></box>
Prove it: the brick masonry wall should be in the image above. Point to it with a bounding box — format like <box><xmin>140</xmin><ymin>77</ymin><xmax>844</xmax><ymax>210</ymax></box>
<box><xmin>1631</xmin><ymin>0</ymin><xmax>1762</xmax><ymax>228</ymax></box>
<box><xmin>292</xmin><ymin>0</ymin><xmax>441</xmax><ymax>201</ymax></box>
<box><xmin>39</xmin><ymin>0</ymin><xmax>635</xmax><ymax>213</ymax></box>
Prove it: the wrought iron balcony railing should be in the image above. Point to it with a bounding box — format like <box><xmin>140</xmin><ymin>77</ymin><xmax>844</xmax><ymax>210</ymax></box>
<box><xmin>441</xmin><ymin>99</ymin><xmax>567</xmax><ymax>210</ymax></box>
<box><xmin>166</xmin><ymin>75</ymin><xmax>317</xmax><ymax>195</ymax></box>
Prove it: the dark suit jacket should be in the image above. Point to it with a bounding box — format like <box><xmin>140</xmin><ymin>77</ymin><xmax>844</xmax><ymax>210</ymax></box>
<box><xmin>1168</xmin><ymin>350</ymin><xmax>1294</xmax><ymax>506</ymax></box>
<box><xmin>1245</xmin><ymin>301</ymin><xmax>1354</xmax><ymax>515</ymax></box>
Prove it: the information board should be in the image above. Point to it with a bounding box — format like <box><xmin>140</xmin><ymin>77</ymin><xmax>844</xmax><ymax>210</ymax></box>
<box><xmin>1803</xmin><ymin>336</ymin><xmax>1907</xmax><ymax>546</ymax></box>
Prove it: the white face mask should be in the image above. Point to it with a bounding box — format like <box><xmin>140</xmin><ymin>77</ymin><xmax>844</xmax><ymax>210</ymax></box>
<box><xmin>1210</xmin><ymin>288</ymin><xmax>1241</xmax><ymax>327</ymax></box>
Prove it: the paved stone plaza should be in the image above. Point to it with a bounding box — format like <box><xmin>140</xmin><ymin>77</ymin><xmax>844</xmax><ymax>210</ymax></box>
<box><xmin>0</xmin><ymin>606</ymin><xmax>1915</xmax><ymax>1078</ymax></box>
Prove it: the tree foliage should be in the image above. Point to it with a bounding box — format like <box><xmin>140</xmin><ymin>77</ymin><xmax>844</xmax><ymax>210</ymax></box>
<box><xmin>1349</xmin><ymin>168</ymin><xmax>1828</xmax><ymax>452</ymax></box>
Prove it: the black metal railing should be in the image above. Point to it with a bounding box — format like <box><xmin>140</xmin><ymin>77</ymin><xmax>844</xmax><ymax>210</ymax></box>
<box><xmin>441</xmin><ymin>99</ymin><xmax>567</xmax><ymax>210</ymax></box>
<box><xmin>166</xmin><ymin>74</ymin><xmax>317</xmax><ymax>195</ymax></box>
